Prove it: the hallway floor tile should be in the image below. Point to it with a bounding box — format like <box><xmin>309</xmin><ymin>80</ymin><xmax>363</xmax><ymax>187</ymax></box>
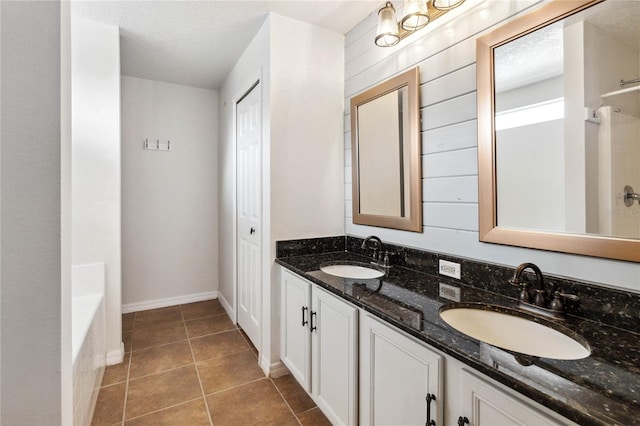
<box><xmin>92</xmin><ymin>299</ymin><xmax>331</xmax><ymax>426</ymax></box>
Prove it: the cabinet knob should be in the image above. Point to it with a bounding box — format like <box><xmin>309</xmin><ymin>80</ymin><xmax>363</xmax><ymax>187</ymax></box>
<box><xmin>457</xmin><ymin>416</ymin><xmax>469</xmax><ymax>426</ymax></box>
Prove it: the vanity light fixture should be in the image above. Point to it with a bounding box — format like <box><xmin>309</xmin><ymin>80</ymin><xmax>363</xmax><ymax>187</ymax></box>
<box><xmin>432</xmin><ymin>0</ymin><xmax>465</xmax><ymax>10</ymax></box>
<box><xmin>375</xmin><ymin>0</ymin><xmax>466</xmax><ymax>47</ymax></box>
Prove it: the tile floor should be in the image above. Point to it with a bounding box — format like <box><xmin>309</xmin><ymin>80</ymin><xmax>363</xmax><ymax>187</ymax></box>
<box><xmin>92</xmin><ymin>299</ymin><xmax>331</xmax><ymax>426</ymax></box>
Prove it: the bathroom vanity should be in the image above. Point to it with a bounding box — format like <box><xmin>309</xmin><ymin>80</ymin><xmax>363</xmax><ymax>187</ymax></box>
<box><xmin>276</xmin><ymin>237</ymin><xmax>640</xmax><ymax>426</ymax></box>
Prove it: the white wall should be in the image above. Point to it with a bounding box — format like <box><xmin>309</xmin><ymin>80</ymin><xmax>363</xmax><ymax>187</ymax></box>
<box><xmin>563</xmin><ymin>21</ymin><xmax>590</xmax><ymax>234</ymax></box>
<box><xmin>268</xmin><ymin>14</ymin><xmax>345</xmax><ymax>368</ymax></box>
<box><xmin>269</xmin><ymin>15</ymin><xmax>345</xmax><ymax>241</ymax></box>
<box><xmin>344</xmin><ymin>0</ymin><xmax>640</xmax><ymax>291</ymax></box>
<box><xmin>121</xmin><ymin>77</ymin><xmax>219</xmax><ymax>310</ymax></box>
<box><xmin>496</xmin><ymin>119</ymin><xmax>565</xmax><ymax>231</ymax></box>
<box><xmin>218</xmin><ymin>14</ymin><xmax>345</xmax><ymax>373</ymax></box>
<box><xmin>495</xmin><ymin>77</ymin><xmax>565</xmax><ymax>231</ymax></box>
<box><xmin>71</xmin><ymin>17</ymin><xmax>123</xmax><ymax>362</ymax></box>
<box><xmin>0</xmin><ymin>1</ymin><xmax>62</xmax><ymax>423</ymax></box>
<box><xmin>61</xmin><ymin>2</ymin><xmax>73</xmax><ymax>423</ymax></box>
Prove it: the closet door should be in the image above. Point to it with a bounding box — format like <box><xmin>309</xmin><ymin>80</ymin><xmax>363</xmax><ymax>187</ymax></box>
<box><xmin>236</xmin><ymin>82</ymin><xmax>262</xmax><ymax>348</ymax></box>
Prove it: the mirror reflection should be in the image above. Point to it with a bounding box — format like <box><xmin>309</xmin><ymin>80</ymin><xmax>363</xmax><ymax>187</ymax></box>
<box><xmin>350</xmin><ymin>67</ymin><xmax>422</xmax><ymax>232</ymax></box>
<box><xmin>357</xmin><ymin>86</ymin><xmax>410</xmax><ymax>217</ymax></box>
<box><xmin>493</xmin><ymin>0</ymin><xmax>640</xmax><ymax>240</ymax></box>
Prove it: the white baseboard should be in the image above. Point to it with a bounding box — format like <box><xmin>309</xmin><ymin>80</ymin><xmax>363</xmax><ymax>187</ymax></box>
<box><xmin>268</xmin><ymin>361</ymin><xmax>289</xmax><ymax>378</ymax></box>
<box><xmin>122</xmin><ymin>291</ymin><xmax>218</xmax><ymax>314</ymax></box>
<box><xmin>260</xmin><ymin>356</ymin><xmax>288</xmax><ymax>378</ymax></box>
<box><xmin>106</xmin><ymin>343</ymin><xmax>124</xmax><ymax>365</ymax></box>
<box><xmin>218</xmin><ymin>292</ymin><xmax>235</xmax><ymax>323</ymax></box>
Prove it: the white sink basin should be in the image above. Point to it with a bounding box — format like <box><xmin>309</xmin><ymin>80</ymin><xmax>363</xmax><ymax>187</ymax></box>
<box><xmin>439</xmin><ymin>303</ymin><xmax>590</xmax><ymax>360</ymax></box>
<box><xmin>320</xmin><ymin>263</ymin><xmax>385</xmax><ymax>279</ymax></box>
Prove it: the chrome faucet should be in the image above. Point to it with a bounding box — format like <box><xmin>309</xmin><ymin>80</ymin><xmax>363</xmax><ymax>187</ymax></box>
<box><xmin>509</xmin><ymin>262</ymin><xmax>579</xmax><ymax>317</ymax></box>
<box><xmin>361</xmin><ymin>235</ymin><xmax>391</xmax><ymax>268</ymax></box>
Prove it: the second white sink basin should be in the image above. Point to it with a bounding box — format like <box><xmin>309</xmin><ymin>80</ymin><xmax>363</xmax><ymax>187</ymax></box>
<box><xmin>320</xmin><ymin>262</ymin><xmax>385</xmax><ymax>279</ymax></box>
<box><xmin>439</xmin><ymin>303</ymin><xmax>590</xmax><ymax>360</ymax></box>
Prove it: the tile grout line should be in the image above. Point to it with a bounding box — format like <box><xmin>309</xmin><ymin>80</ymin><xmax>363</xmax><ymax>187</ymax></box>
<box><xmin>182</xmin><ymin>308</ymin><xmax>215</xmax><ymax>426</ymax></box>
<box><xmin>202</xmin><ymin>376</ymin><xmax>267</xmax><ymax>397</ymax></box>
<box><xmin>129</xmin><ymin>326</ymin><xmax>235</xmax><ymax>354</ymax></box>
<box><xmin>122</xmin><ymin>396</ymin><xmax>204</xmax><ymax>423</ymax></box>
<box><xmin>127</xmin><ymin>360</ymin><xmax>196</xmax><ymax>382</ymax></box>
<box><xmin>270</xmin><ymin>377</ymin><xmax>304</xmax><ymax>426</ymax></box>
<box><xmin>297</xmin><ymin>406</ymin><xmax>320</xmax><ymax>416</ymax></box>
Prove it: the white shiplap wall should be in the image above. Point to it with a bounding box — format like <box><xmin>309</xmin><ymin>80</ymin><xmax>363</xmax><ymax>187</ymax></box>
<box><xmin>344</xmin><ymin>0</ymin><xmax>640</xmax><ymax>291</ymax></box>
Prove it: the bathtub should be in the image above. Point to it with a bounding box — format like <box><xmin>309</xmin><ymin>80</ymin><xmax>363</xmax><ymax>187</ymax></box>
<box><xmin>72</xmin><ymin>263</ymin><xmax>106</xmax><ymax>426</ymax></box>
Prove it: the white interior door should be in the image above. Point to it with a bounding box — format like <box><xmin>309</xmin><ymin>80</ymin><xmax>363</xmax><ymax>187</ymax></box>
<box><xmin>236</xmin><ymin>82</ymin><xmax>262</xmax><ymax>348</ymax></box>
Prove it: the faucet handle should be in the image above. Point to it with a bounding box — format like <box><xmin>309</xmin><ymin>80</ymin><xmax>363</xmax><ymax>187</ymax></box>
<box><xmin>509</xmin><ymin>279</ymin><xmax>531</xmax><ymax>303</ymax></box>
<box><xmin>382</xmin><ymin>251</ymin><xmax>393</xmax><ymax>268</ymax></box>
<box><xmin>550</xmin><ymin>290</ymin><xmax>580</xmax><ymax>312</ymax></box>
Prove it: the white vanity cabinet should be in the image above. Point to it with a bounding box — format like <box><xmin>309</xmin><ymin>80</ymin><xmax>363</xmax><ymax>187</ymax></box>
<box><xmin>280</xmin><ymin>269</ymin><xmax>358</xmax><ymax>425</ymax></box>
<box><xmin>454</xmin><ymin>368</ymin><xmax>576</xmax><ymax>426</ymax></box>
<box><xmin>359</xmin><ymin>313</ymin><xmax>574</xmax><ymax>426</ymax></box>
<box><xmin>359</xmin><ymin>313</ymin><xmax>443</xmax><ymax>426</ymax></box>
<box><xmin>280</xmin><ymin>269</ymin><xmax>312</xmax><ymax>390</ymax></box>
<box><xmin>280</xmin><ymin>268</ymin><xmax>576</xmax><ymax>426</ymax></box>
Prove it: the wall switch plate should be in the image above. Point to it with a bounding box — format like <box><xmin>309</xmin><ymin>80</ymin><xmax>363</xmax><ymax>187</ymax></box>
<box><xmin>439</xmin><ymin>259</ymin><xmax>461</xmax><ymax>279</ymax></box>
<box><xmin>439</xmin><ymin>283</ymin><xmax>461</xmax><ymax>302</ymax></box>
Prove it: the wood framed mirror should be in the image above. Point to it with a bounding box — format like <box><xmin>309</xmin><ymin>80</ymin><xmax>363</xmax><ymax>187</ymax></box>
<box><xmin>350</xmin><ymin>67</ymin><xmax>422</xmax><ymax>232</ymax></box>
<box><xmin>477</xmin><ymin>0</ymin><xmax>640</xmax><ymax>262</ymax></box>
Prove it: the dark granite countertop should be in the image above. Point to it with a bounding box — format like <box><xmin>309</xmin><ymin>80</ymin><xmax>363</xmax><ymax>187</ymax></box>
<box><xmin>275</xmin><ymin>251</ymin><xmax>640</xmax><ymax>426</ymax></box>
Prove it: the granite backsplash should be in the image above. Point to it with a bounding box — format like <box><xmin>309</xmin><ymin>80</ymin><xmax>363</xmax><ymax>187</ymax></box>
<box><xmin>276</xmin><ymin>235</ymin><xmax>640</xmax><ymax>333</ymax></box>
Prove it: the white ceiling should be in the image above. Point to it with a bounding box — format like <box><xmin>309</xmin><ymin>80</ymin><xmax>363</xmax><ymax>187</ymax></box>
<box><xmin>71</xmin><ymin>0</ymin><xmax>381</xmax><ymax>90</ymax></box>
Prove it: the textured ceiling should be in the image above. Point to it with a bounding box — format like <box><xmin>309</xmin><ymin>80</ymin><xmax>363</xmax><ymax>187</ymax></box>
<box><xmin>72</xmin><ymin>1</ymin><xmax>380</xmax><ymax>90</ymax></box>
<box><xmin>580</xmin><ymin>0</ymin><xmax>640</xmax><ymax>51</ymax></box>
<box><xmin>494</xmin><ymin>22</ymin><xmax>564</xmax><ymax>93</ymax></box>
<box><xmin>495</xmin><ymin>0</ymin><xmax>640</xmax><ymax>93</ymax></box>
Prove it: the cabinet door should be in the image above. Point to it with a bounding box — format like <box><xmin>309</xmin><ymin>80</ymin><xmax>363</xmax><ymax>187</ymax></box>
<box><xmin>280</xmin><ymin>270</ymin><xmax>311</xmax><ymax>392</ymax></box>
<box><xmin>360</xmin><ymin>314</ymin><xmax>443</xmax><ymax>426</ymax></box>
<box><xmin>459</xmin><ymin>368</ymin><xmax>569</xmax><ymax>425</ymax></box>
<box><xmin>312</xmin><ymin>286</ymin><xmax>358</xmax><ymax>426</ymax></box>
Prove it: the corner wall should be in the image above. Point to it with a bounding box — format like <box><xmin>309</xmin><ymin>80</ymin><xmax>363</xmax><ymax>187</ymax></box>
<box><xmin>268</xmin><ymin>13</ymin><xmax>345</xmax><ymax>368</ymax></box>
<box><xmin>71</xmin><ymin>17</ymin><xmax>122</xmax><ymax>362</ymax></box>
<box><xmin>218</xmin><ymin>14</ymin><xmax>345</xmax><ymax>372</ymax></box>
<box><xmin>0</xmin><ymin>1</ymin><xmax>62</xmax><ymax>422</ymax></box>
<box><xmin>121</xmin><ymin>77</ymin><xmax>219</xmax><ymax>310</ymax></box>
<box><xmin>344</xmin><ymin>1</ymin><xmax>640</xmax><ymax>290</ymax></box>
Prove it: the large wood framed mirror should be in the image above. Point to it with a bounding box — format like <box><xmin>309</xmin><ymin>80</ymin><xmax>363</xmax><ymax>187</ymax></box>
<box><xmin>477</xmin><ymin>0</ymin><xmax>640</xmax><ymax>262</ymax></box>
<box><xmin>350</xmin><ymin>67</ymin><xmax>422</xmax><ymax>232</ymax></box>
